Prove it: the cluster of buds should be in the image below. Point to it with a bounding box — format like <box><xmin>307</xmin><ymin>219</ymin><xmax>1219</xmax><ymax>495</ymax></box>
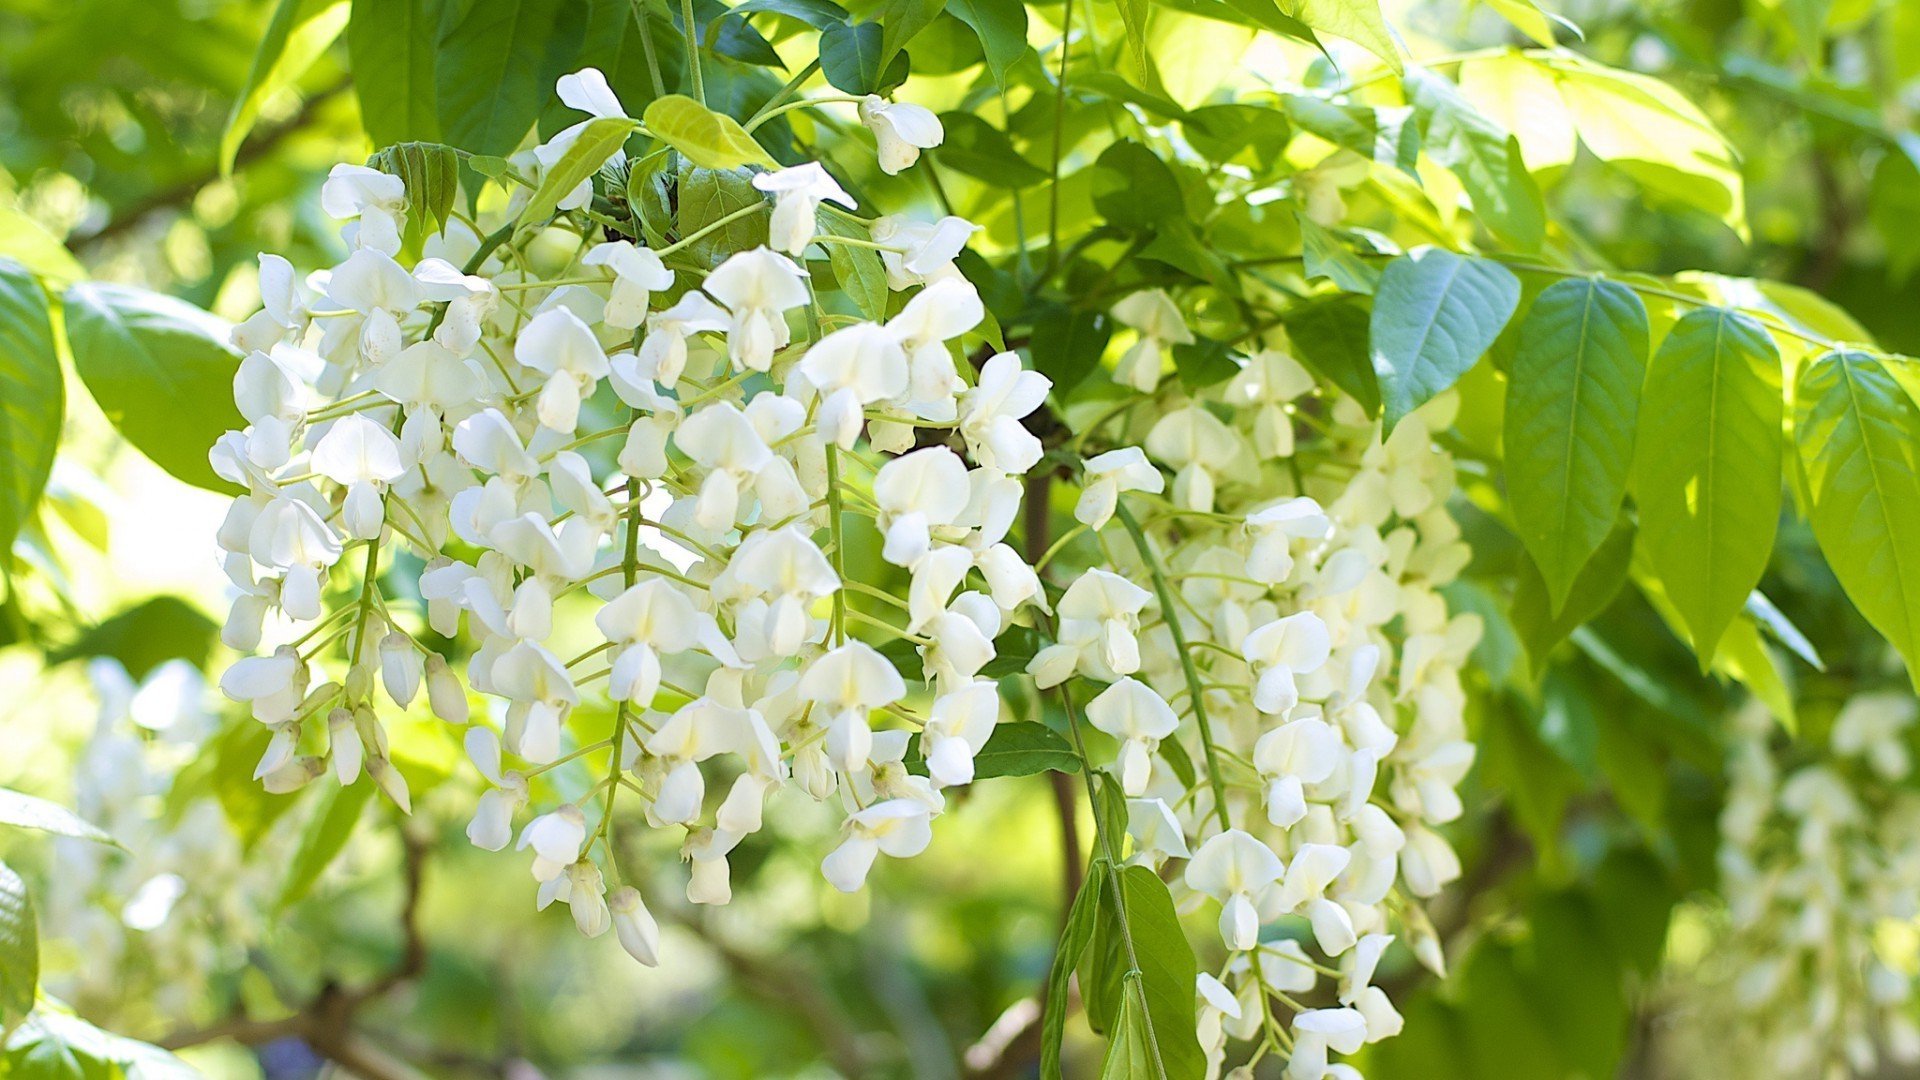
<box><xmin>210</xmin><ymin>66</ymin><xmax>1478</xmax><ymax>1078</ymax></box>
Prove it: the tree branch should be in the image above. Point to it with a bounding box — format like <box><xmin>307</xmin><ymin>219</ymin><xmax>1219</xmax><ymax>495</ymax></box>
<box><xmin>159</xmin><ymin>831</ymin><xmax>432</xmax><ymax>1080</ymax></box>
<box><xmin>72</xmin><ymin>77</ymin><xmax>353</xmax><ymax>249</ymax></box>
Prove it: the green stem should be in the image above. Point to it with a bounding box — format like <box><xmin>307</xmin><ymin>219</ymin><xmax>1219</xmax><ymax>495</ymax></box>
<box><xmin>659</xmin><ymin>201</ymin><xmax>770</xmax><ymax>256</ymax></box>
<box><xmin>743</xmin><ymin>92</ymin><xmax>868</xmax><ymax>132</ymax></box>
<box><xmin>680</xmin><ymin>0</ymin><xmax>705</xmax><ymax>105</ymax></box>
<box><xmin>1113</xmin><ymin>501</ymin><xmax>1232</xmax><ymax>832</ymax></box>
<box><xmin>628</xmin><ymin>0</ymin><xmax>667</xmax><ymax>99</ymax></box>
<box><xmin>826</xmin><ymin>444</ymin><xmax>847</xmax><ymax>644</ymax></box>
<box><xmin>1044</xmin><ymin>0</ymin><xmax>1076</xmax><ymax>277</ymax></box>
<box><xmin>743</xmin><ymin>59</ymin><xmax>824</xmax><ymax>130</ymax></box>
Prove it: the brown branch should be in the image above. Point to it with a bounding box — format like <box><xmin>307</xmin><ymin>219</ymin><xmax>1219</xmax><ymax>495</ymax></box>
<box><xmin>160</xmin><ymin>831</ymin><xmax>432</xmax><ymax>1080</ymax></box>
<box><xmin>72</xmin><ymin>77</ymin><xmax>353</xmax><ymax>249</ymax></box>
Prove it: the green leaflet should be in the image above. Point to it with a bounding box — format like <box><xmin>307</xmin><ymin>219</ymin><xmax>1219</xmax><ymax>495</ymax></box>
<box><xmin>221</xmin><ymin>0</ymin><xmax>350</xmax><ymax>174</ymax></box>
<box><xmin>436</xmin><ymin>0</ymin><xmax>589</xmax><ymax>158</ymax></box>
<box><xmin>348</xmin><ymin>0</ymin><xmax>442</xmax><ymax>146</ymax></box>
<box><xmin>1286</xmin><ymin>0</ymin><xmax>1401</xmax><ymax>71</ymax></box>
<box><xmin>644</xmin><ymin>95</ymin><xmax>778</xmax><ymax>170</ymax></box>
<box><xmin>902</xmin><ymin>721</ymin><xmax>1082</xmax><ymax>780</ymax></box>
<box><xmin>1369</xmin><ymin>249</ymin><xmax>1520</xmax><ymax>430</ymax></box>
<box><xmin>0</xmin><ymin>861</ymin><xmax>34</xmax><ymax>1026</ymax></box>
<box><xmin>1512</xmin><ymin>518</ymin><xmax>1634</xmax><ymax>677</ymax></box>
<box><xmin>278</xmin><ymin>779</ymin><xmax>376</xmax><ymax>909</ymax></box>
<box><xmin>1795</xmin><ymin>350</ymin><xmax>1920</xmax><ymax>689</ymax></box>
<box><xmin>1404</xmin><ymin>67</ymin><xmax>1546</xmax><ymax>251</ymax></box>
<box><xmin>818</xmin><ymin>212</ymin><xmax>888</xmax><ymax>320</ymax></box>
<box><xmin>0</xmin><ymin>789</ymin><xmax>118</xmax><ymax>847</ymax></box>
<box><xmin>1504</xmin><ymin>278</ymin><xmax>1649</xmax><ymax>612</ymax></box>
<box><xmin>369</xmin><ymin>141</ymin><xmax>462</xmax><ymax>241</ymax></box>
<box><xmin>516</xmin><ymin>118</ymin><xmax>639</xmax><ymax>230</ymax></box>
<box><xmin>1283</xmin><ymin>295</ymin><xmax>1380</xmax><ymax>416</ymax></box>
<box><xmin>678</xmin><ymin>164</ymin><xmax>771</xmax><ymax>271</ymax></box>
<box><xmin>946</xmin><ymin>0</ymin><xmax>1029</xmax><ymax>91</ymax></box>
<box><xmin>1297</xmin><ymin>214</ymin><xmax>1381</xmax><ymax>294</ymax></box>
<box><xmin>0</xmin><ymin>259</ymin><xmax>60</xmax><ymax>556</ymax></box>
<box><xmin>1079</xmin><ymin>865</ymin><xmax>1204</xmax><ymax>1079</ymax></box>
<box><xmin>1041</xmin><ymin>858</ymin><xmax>1108</xmax><ymax>1080</ymax></box>
<box><xmin>62</xmin><ymin>284</ymin><xmax>245</xmax><ymax>493</ymax></box>
<box><xmin>1630</xmin><ymin>307</ymin><xmax>1782</xmax><ymax>662</ymax></box>
<box><xmin>820</xmin><ymin>21</ymin><xmax>887</xmax><ymax>94</ymax></box>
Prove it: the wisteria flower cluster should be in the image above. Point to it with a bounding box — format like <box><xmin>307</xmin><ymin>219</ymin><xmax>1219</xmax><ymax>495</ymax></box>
<box><xmin>1667</xmin><ymin>696</ymin><xmax>1920</xmax><ymax>1078</ymax></box>
<box><xmin>209</xmin><ymin>67</ymin><xmax>1479</xmax><ymax>1077</ymax></box>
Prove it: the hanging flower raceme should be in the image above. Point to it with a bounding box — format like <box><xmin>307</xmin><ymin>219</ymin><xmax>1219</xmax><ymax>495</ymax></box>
<box><xmin>206</xmin><ymin>64</ymin><xmax>1478</xmax><ymax>1080</ymax></box>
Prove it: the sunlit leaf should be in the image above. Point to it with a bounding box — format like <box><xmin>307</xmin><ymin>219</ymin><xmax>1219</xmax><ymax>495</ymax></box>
<box><xmin>1504</xmin><ymin>278</ymin><xmax>1649</xmax><ymax>611</ymax></box>
<box><xmin>0</xmin><ymin>259</ymin><xmax>60</xmax><ymax>556</ymax></box>
<box><xmin>1631</xmin><ymin>307</ymin><xmax>1781</xmax><ymax>661</ymax></box>
<box><xmin>63</xmin><ymin>284</ymin><xmax>244</xmax><ymax>493</ymax></box>
<box><xmin>1795</xmin><ymin>350</ymin><xmax>1920</xmax><ymax>689</ymax></box>
<box><xmin>644</xmin><ymin>95</ymin><xmax>778</xmax><ymax>170</ymax></box>
<box><xmin>221</xmin><ymin>0</ymin><xmax>350</xmax><ymax>175</ymax></box>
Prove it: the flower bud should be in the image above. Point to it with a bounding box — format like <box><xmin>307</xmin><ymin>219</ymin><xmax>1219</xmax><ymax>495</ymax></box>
<box><xmin>380</xmin><ymin>633</ymin><xmax>422</xmax><ymax>707</ymax></box>
<box><xmin>367</xmin><ymin>754</ymin><xmax>411</xmax><ymax>814</ymax></box>
<box><xmin>425</xmin><ymin>654</ymin><xmax>468</xmax><ymax>723</ymax></box>
<box><xmin>609</xmin><ymin>886</ymin><xmax>660</xmax><ymax>966</ymax></box>
<box><xmin>329</xmin><ymin>707</ymin><xmax>362</xmax><ymax>786</ymax></box>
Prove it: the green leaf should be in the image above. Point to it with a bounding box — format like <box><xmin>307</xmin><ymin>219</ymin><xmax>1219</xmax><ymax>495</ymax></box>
<box><xmin>1296</xmin><ymin>214</ymin><xmax>1380</xmax><ymax>294</ymax></box>
<box><xmin>369</xmin><ymin>141</ymin><xmax>462</xmax><ymax>241</ymax></box>
<box><xmin>3</xmin><ymin>1008</ymin><xmax>199</xmax><ymax>1080</ymax></box>
<box><xmin>1181</xmin><ymin>105</ymin><xmax>1291</xmax><ymax>171</ymax></box>
<box><xmin>436</xmin><ymin>0</ymin><xmax>588</xmax><ymax>158</ymax></box>
<box><xmin>278</xmin><ymin>780</ymin><xmax>375</xmax><ymax>909</ymax></box>
<box><xmin>935</xmin><ymin>114</ymin><xmax>1049</xmax><ymax>188</ymax></box>
<box><xmin>1283</xmin><ymin>95</ymin><xmax>1420</xmax><ymax>176</ymax></box>
<box><xmin>819</xmin><ymin>213</ymin><xmax>888</xmax><ymax>321</ymax></box>
<box><xmin>820</xmin><ymin>21</ymin><xmax>886</xmax><ymax>94</ymax></box>
<box><xmin>348</xmin><ymin>0</ymin><xmax>442</xmax><ymax>146</ymax></box>
<box><xmin>877</xmin><ymin>0</ymin><xmax>948</xmax><ymax>67</ymax></box>
<box><xmin>1282</xmin><ymin>295</ymin><xmax>1379</xmax><ymax>416</ymax></box>
<box><xmin>1369</xmin><ymin>248</ymin><xmax>1520</xmax><ymax>430</ymax></box>
<box><xmin>1631</xmin><ymin>307</ymin><xmax>1782</xmax><ymax>661</ymax></box>
<box><xmin>1091</xmin><ymin>141</ymin><xmax>1185</xmax><ymax>230</ymax></box>
<box><xmin>1029</xmin><ymin>304</ymin><xmax>1114</xmax><ymax>396</ymax></box>
<box><xmin>1083</xmin><ymin>866</ymin><xmax>1205</xmax><ymax>1080</ymax></box>
<box><xmin>906</xmin><ymin>721</ymin><xmax>1082</xmax><ymax>780</ymax></box>
<box><xmin>1100</xmin><ymin>974</ymin><xmax>1155</xmax><ymax>1080</ymax></box>
<box><xmin>221</xmin><ymin>0</ymin><xmax>349</xmax><ymax>175</ymax></box>
<box><xmin>47</xmin><ymin>595</ymin><xmax>219</xmax><ymax>680</ymax></box>
<box><xmin>0</xmin><ymin>861</ymin><xmax>35</xmax><ymax>1026</ymax></box>
<box><xmin>678</xmin><ymin>163</ymin><xmax>772</xmax><ymax>270</ymax></box>
<box><xmin>644</xmin><ymin>95</ymin><xmax>777</xmax><ymax>170</ymax></box>
<box><xmin>0</xmin><ymin>206</ymin><xmax>86</xmax><ymax>287</ymax></box>
<box><xmin>727</xmin><ymin>0</ymin><xmax>851</xmax><ymax>28</ymax></box>
<box><xmin>1795</xmin><ymin>350</ymin><xmax>1920</xmax><ymax>688</ymax></box>
<box><xmin>1536</xmin><ymin>54</ymin><xmax>1746</xmax><ymax>236</ymax></box>
<box><xmin>1115</xmin><ymin>0</ymin><xmax>1155</xmax><ymax>87</ymax></box>
<box><xmin>1404</xmin><ymin>68</ymin><xmax>1545</xmax><ymax>250</ymax></box>
<box><xmin>1870</xmin><ymin>150</ymin><xmax>1920</xmax><ymax>282</ymax></box>
<box><xmin>1745</xmin><ymin>590</ymin><xmax>1825</xmax><ymax>672</ymax></box>
<box><xmin>62</xmin><ymin>283</ymin><xmax>244</xmax><ymax>493</ymax></box>
<box><xmin>1512</xmin><ymin>519</ymin><xmax>1633</xmax><ymax>676</ymax></box>
<box><xmin>1504</xmin><ymin>278</ymin><xmax>1649</xmax><ymax>612</ymax></box>
<box><xmin>1285</xmin><ymin>0</ymin><xmax>1400</xmax><ymax>71</ymax></box>
<box><xmin>1042</xmin><ymin>859</ymin><xmax>1107</xmax><ymax>1080</ymax></box>
<box><xmin>946</xmin><ymin>0</ymin><xmax>1028</xmax><ymax>90</ymax></box>
<box><xmin>516</xmin><ymin>117</ymin><xmax>638</xmax><ymax>230</ymax></box>
<box><xmin>1480</xmin><ymin>0</ymin><xmax>1571</xmax><ymax>45</ymax></box>
<box><xmin>1171</xmin><ymin>337</ymin><xmax>1241</xmax><ymax>390</ymax></box>
<box><xmin>0</xmin><ymin>259</ymin><xmax>60</xmax><ymax>556</ymax></box>
<box><xmin>0</xmin><ymin>789</ymin><xmax>117</xmax><ymax>847</ymax></box>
